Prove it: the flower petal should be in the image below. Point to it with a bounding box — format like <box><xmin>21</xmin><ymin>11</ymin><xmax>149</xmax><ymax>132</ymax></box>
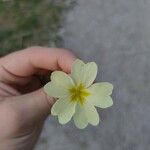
<box><xmin>51</xmin><ymin>98</ymin><xmax>76</xmax><ymax>124</ymax></box>
<box><xmin>71</xmin><ymin>59</ymin><xmax>85</xmax><ymax>84</ymax></box>
<box><xmin>58</xmin><ymin>105</ymin><xmax>76</xmax><ymax>124</ymax></box>
<box><xmin>51</xmin><ymin>71</ymin><xmax>75</xmax><ymax>89</ymax></box>
<box><xmin>73</xmin><ymin>103</ymin><xmax>99</xmax><ymax>128</ymax></box>
<box><xmin>44</xmin><ymin>82</ymin><xmax>68</xmax><ymax>98</ymax></box>
<box><xmin>71</xmin><ymin>60</ymin><xmax>98</xmax><ymax>87</ymax></box>
<box><xmin>89</xmin><ymin>82</ymin><xmax>113</xmax><ymax>95</ymax></box>
<box><xmin>84</xmin><ymin>102</ymin><xmax>100</xmax><ymax>126</ymax></box>
<box><xmin>87</xmin><ymin>82</ymin><xmax>113</xmax><ymax>108</ymax></box>
<box><xmin>93</xmin><ymin>96</ymin><xmax>113</xmax><ymax>108</ymax></box>
<box><xmin>81</xmin><ymin>62</ymin><xmax>98</xmax><ymax>87</ymax></box>
<box><xmin>73</xmin><ymin>104</ymin><xmax>88</xmax><ymax>129</ymax></box>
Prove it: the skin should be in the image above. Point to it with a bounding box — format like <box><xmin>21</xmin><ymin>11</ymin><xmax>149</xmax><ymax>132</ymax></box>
<box><xmin>0</xmin><ymin>46</ymin><xmax>76</xmax><ymax>150</ymax></box>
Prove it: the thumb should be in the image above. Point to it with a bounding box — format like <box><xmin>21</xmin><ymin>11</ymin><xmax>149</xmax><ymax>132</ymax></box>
<box><xmin>5</xmin><ymin>88</ymin><xmax>54</xmax><ymax>125</ymax></box>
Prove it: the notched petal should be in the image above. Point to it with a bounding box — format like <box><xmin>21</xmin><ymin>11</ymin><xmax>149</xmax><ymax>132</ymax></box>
<box><xmin>73</xmin><ymin>104</ymin><xmax>88</xmax><ymax>129</ymax></box>
<box><xmin>88</xmin><ymin>82</ymin><xmax>113</xmax><ymax>96</ymax></box>
<box><xmin>81</xmin><ymin>62</ymin><xmax>98</xmax><ymax>87</ymax></box>
<box><xmin>71</xmin><ymin>59</ymin><xmax>85</xmax><ymax>84</ymax></box>
<box><xmin>51</xmin><ymin>71</ymin><xmax>75</xmax><ymax>88</ymax></box>
<box><xmin>51</xmin><ymin>98</ymin><xmax>76</xmax><ymax>124</ymax></box>
<box><xmin>84</xmin><ymin>102</ymin><xmax>100</xmax><ymax>126</ymax></box>
<box><xmin>87</xmin><ymin>82</ymin><xmax>114</xmax><ymax>108</ymax></box>
<box><xmin>95</xmin><ymin>96</ymin><xmax>113</xmax><ymax>108</ymax></box>
<box><xmin>58</xmin><ymin>104</ymin><xmax>76</xmax><ymax>124</ymax></box>
<box><xmin>44</xmin><ymin>82</ymin><xmax>68</xmax><ymax>98</ymax></box>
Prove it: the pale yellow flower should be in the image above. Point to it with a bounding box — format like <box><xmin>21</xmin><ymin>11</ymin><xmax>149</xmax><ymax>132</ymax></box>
<box><xmin>44</xmin><ymin>59</ymin><xmax>113</xmax><ymax>129</ymax></box>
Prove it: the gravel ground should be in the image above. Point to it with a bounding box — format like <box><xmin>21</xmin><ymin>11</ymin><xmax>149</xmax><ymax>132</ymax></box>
<box><xmin>35</xmin><ymin>0</ymin><xmax>150</xmax><ymax>149</ymax></box>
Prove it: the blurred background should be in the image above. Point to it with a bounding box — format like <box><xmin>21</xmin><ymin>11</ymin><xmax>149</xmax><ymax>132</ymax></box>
<box><xmin>0</xmin><ymin>0</ymin><xmax>150</xmax><ymax>150</ymax></box>
<box><xmin>0</xmin><ymin>0</ymin><xmax>74</xmax><ymax>56</ymax></box>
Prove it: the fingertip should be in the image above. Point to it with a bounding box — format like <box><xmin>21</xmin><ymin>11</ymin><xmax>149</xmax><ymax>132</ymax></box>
<box><xmin>56</xmin><ymin>48</ymin><xmax>77</xmax><ymax>73</ymax></box>
<box><xmin>27</xmin><ymin>47</ymin><xmax>78</xmax><ymax>72</ymax></box>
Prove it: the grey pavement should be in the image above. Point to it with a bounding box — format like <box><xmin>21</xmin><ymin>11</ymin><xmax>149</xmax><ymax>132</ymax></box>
<box><xmin>35</xmin><ymin>0</ymin><xmax>150</xmax><ymax>150</ymax></box>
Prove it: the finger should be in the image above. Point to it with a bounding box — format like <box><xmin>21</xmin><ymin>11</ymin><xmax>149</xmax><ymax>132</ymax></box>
<box><xmin>4</xmin><ymin>89</ymin><xmax>54</xmax><ymax>126</ymax></box>
<box><xmin>0</xmin><ymin>46</ymin><xmax>76</xmax><ymax>85</ymax></box>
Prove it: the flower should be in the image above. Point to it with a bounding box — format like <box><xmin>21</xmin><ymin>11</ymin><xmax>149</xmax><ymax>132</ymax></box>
<box><xmin>44</xmin><ymin>59</ymin><xmax>113</xmax><ymax>129</ymax></box>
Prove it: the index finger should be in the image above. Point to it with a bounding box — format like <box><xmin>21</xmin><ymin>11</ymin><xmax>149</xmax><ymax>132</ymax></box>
<box><xmin>0</xmin><ymin>46</ymin><xmax>76</xmax><ymax>83</ymax></box>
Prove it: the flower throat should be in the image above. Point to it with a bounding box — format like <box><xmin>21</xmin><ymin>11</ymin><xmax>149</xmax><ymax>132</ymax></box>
<box><xmin>69</xmin><ymin>83</ymin><xmax>90</xmax><ymax>105</ymax></box>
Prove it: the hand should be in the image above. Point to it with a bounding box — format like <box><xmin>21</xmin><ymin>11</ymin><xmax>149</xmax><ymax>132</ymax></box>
<box><xmin>0</xmin><ymin>46</ymin><xmax>76</xmax><ymax>150</ymax></box>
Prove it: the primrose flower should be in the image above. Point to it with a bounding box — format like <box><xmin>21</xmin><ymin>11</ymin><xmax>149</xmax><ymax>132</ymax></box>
<box><xmin>44</xmin><ymin>59</ymin><xmax>113</xmax><ymax>129</ymax></box>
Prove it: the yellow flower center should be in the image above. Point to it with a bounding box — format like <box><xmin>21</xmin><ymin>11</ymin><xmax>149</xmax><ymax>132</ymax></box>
<box><xmin>69</xmin><ymin>83</ymin><xmax>90</xmax><ymax>105</ymax></box>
